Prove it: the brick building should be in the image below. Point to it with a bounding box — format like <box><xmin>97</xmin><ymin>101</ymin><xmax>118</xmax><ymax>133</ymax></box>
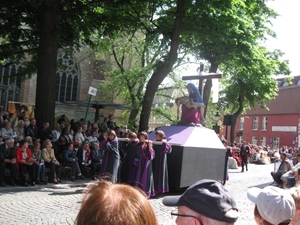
<box><xmin>220</xmin><ymin>76</ymin><xmax>300</xmax><ymax>148</ymax></box>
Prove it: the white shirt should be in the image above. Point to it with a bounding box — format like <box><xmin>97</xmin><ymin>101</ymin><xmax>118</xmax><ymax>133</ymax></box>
<box><xmin>51</xmin><ymin>129</ymin><xmax>61</xmax><ymax>142</ymax></box>
<box><xmin>75</xmin><ymin>132</ymin><xmax>85</xmax><ymax>144</ymax></box>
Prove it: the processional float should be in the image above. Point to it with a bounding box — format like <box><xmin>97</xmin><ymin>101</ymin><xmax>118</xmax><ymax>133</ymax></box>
<box><xmin>122</xmin><ymin>83</ymin><xmax>227</xmax><ymax>189</ymax></box>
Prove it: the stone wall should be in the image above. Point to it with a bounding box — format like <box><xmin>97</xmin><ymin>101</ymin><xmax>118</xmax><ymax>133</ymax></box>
<box><xmin>19</xmin><ymin>50</ymin><xmax>126</xmax><ymax>125</ymax></box>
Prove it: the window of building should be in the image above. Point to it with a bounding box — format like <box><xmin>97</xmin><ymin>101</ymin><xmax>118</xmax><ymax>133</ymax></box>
<box><xmin>282</xmin><ymin>82</ymin><xmax>289</xmax><ymax>86</ymax></box>
<box><xmin>273</xmin><ymin>137</ymin><xmax>280</xmax><ymax>148</ymax></box>
<box><xmin>252</xmin><ymin>117</ymin><xmax>258</xmax><ymax>130</ymax></box>
<box><xmin>297</xmin><ymin>80</ymin><xmax>300</xmax><ymax>86</ymax></box>
<box><xmin>239</xmin><ymin>117</ymin><xmax>244</xmax><ymax>130</ymax></box>
<box><xmin>261</xmin><ymin>116</ymin><xmax>267</xmax><ymax>131</ymax></box>
<box><xmin>0</xmin><ymin>63</ymin><xmax>22</xmax><ymax>111</ymax></box>
<box><xmin>260</xmin><ymin>137</ymin><xmax>266</xmax><ymax>147</ymax></box>
<box><xmin>55</xmin><ymin>53</ymin><xmax>79</xmax><ymax>102</ymax></box>
<box><xmin>252</xmin><ymin>136</ymin><xmax>257</xmax><ymax>145</ymax></box>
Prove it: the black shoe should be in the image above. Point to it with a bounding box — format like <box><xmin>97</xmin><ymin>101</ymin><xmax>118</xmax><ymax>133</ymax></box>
<box><xmin>71</xmin><ymin>177</ymin><xmax>75</xmax><ymax>181</ymax></box>
<box><xmin>241</xmin><ymin>170</ymin><xmax>244</xmax><ymax>172</ymax></box>
<box><xmin>9</xmin><ymin>180</ymin><xmax>16</xmax><ymax>186</ymax></box>
<box><xmin>42</xmin><ymin>180</ymin><xmax>48</xmax><ymax>185</ymax></box>
<box><xmin>0</xmin><ymin>181</ymin><xmax>6</xmax><ymax>187</ymax></box>
<box><xmin>31</xmin><ymin>182</ymin><xmax>36</xmax><ymax>186</ymax></box>
<box><xmin>78</xmin><ymin>175</ymin><xmax>84</xmax><ymax>179</ymax></box>
<box><xmin>23</xmin><ymin>183</ymin><xmax>29</xmax><ymax>187</ymax></box>
<box><xmin>36</xmin><ymin>181</ymin><xmax>42</xmax><ymax>185</ymax></box>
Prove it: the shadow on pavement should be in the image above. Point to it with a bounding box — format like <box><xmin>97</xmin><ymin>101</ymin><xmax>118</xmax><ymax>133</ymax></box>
<box><xmin>248</xmin><ymin>182</ymin><xmax>273</xmax><ymax>189</ymax></box>
<box><xmin>0</xmin><ymin>180</ymin><xmax>91</xmax><ymax>195</ymax></box>
<box><xmin>48</xmin><ymin>189</ymin><xmax>84</xmax><ymax>196</ymax></box>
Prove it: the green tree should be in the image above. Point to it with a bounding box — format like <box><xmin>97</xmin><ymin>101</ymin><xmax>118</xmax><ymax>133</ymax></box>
<box><xmin>0</xmin><ymin>0</ymin><xmax>104</xmax><ymax>127</ymax></box>
<box><xmin>92</xmin><ymin>0</ymin><xmax>187</xmax><ymax>131</ymax></box>
<box><xmin>219</xmin><ymin>47</ymin><xmax>290</xmax><ymax>143</ymax></box>
<box><xmin>0</xmin><ymin>0</ymin><xmax>150</xmax><ymax>127</ymax></box>
<box><xmin>181</xmin><ymin>0</ymin><xmax>279</xmax><ymax>118</ymax></box>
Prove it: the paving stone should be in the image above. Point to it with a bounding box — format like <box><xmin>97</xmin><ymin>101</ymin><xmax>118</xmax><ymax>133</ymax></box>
<box><xmin>0</xmin><ymin>163</ymin><xmax>275</xmax><ymax>224</ymax></box>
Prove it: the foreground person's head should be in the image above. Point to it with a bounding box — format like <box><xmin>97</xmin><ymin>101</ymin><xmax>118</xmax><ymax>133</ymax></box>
<box><xmin>76</xmin><ymin>180</ymin><xmax>159</xmax><ymax>225</ymax></box>
<box><xmin>163</xmin><ymin>179</ymin><xmax>238</xmax><ymax>225</ymax></box>
<box><xmin>248</xmin><ymin>186</ymin><xmax>295</xmax><ymax>225</ymax></box>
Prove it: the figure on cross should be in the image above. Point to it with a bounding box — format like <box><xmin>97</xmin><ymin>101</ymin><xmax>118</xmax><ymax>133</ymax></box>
<box><xmin>176</xmin><ymin>62</ymin><xmax>222</xmax><ymax>127</ymax></box>
<box><xmin>176</xmin><ymin>83</ymin><xmax>206</xmax><ymax>126</ymax></box>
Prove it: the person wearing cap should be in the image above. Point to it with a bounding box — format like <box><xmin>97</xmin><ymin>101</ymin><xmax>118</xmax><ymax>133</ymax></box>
<box><xmin>247</xmin><ymin>186</ymin><xmax>295</xmax><ymax>225</ymax></box>
<box><xmin>162</xmin><ymin>179</ymin><xmax>239</xmax><ymax>225</ymax></box>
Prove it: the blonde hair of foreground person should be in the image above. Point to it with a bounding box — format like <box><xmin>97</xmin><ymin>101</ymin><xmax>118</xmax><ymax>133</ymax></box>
<box><xmin>76</xmin><ymin>180</ymin><xmax>159</xmax><ymax>225</ymax></box>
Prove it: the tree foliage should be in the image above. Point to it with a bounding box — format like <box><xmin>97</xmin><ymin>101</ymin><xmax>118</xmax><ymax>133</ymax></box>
<box><xmin>179</xmin><ymin>0</ymin><xmax>279</xmax><ymax>117</ymax></box>
<box><xmin>219</xmin><ymin>47</ymin><xmax>290</xmax><ymax>142</ymax></box>
<box><xmin>0</xmin><ymin>0</ymin><xmax>291</xmax><ymax>134</ymax></box>
<box><xmin>0</xmin><ymin>0</ymin><xmax>148</xmax><ymax>127</ymax></box>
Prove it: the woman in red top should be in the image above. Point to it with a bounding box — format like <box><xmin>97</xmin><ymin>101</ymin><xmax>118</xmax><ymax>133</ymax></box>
<box><xmin>16</xmin><ymin>140</ymin><xmax>36</xmax><ymax>186</ymax></box>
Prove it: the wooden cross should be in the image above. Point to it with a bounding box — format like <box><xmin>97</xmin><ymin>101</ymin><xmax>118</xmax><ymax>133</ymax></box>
<box><xmin>182</xmin><ymin>63</ymin><xmax>222</xmax><ymax>99</ymax></box>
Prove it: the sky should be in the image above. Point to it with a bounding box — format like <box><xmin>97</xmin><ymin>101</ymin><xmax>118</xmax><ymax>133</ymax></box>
<box><xmin>176</xmin><ymin>0</ymin><xmax>300</xmax><ymax>102</ymax></box>
<box><xmin>180</xmin><ymin>0</ymin><xmax>300</xmax><ymax>77</ymax></box>
<box><xmin>266</xmin><ymin>0</ymin><xmax>300</xmax><ymax>76</ymax></box>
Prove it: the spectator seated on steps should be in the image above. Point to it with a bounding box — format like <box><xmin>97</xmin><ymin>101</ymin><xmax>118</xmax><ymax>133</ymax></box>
<box><xmin>76</xmin><ymin>141</ymin><xmax>91</xmax><ymax>177</ymax></box>
<box><xmin>257</xmin><ymin>151</ymin><xmax>270</xmax><ymax>165</ymax></box>
<box><xmin>271</xmin><ymin>152</ymin><xmax>291</xmax><ymax>186</ymax></box>
<box><xmin>227</xmin><ymin>147</ymin><xmax>238</xmax><ymax>169</ymax></box>
<box><xmin>281</xmin><ymin>153</ymin><xmax>300</xmax><ymax>187</ymax></box>
<box><xmin>61</xmin><ymin>142</ymin><xmax>84</xmax><ymax>181</ymax></box>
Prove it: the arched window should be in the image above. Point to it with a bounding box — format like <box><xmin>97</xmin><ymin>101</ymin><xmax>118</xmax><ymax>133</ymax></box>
<box><xmin>0</xmin><ymin>63</ymin><xmax>22</xmax><ymax>111</ymax></box>
<box><xmin>55</xmin><ymin>53</ymin><xmax>80</xmax><ymax>102</ymax></box>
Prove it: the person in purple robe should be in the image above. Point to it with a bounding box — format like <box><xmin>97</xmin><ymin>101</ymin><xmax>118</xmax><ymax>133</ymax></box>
<box><xmin>120</xmin><ymin>132</ymin><xmax>139</xmax><ymax>183</ymax></box>
<box><xmin>152</xmin><ymin>130</ymin><xmax>172</xmax><ymax>194</ymax></box>
<box><xmin>128</xmin><ymin>131</ymin><xmax>155</xmax><ymax>198</ymax></box>
<box><xmin>100</xmin><ymin>130</ymin><xmax>120</xmax><ymax>183</ymax></box>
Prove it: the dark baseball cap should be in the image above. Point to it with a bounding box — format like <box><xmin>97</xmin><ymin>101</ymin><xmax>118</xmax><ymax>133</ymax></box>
<box><xmin>162</xmin><ymin>179</ymin><xmax>238</xmax><ymax>223</ymax></box>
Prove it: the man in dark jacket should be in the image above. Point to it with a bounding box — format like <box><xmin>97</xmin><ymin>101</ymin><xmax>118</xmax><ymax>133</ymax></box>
<box><xmin>38</xmin><ymin>122</ymin><xmax>54</xmax><ymax>143</ymax></box>
<box><xmin>76</xmin><ymin>141</ymin><xmax>91</xmax><ymax>177</ymax></box>
<box><xmin>25</xmin><ymin>118</ymin><xmax>39</xmax><ymax>141</ymax></box>
<box><xmin>90</xmin><ymin>142</ymin><xmax>103</xmax><ymax>180</ymax></box>
<box><xmin>240</xmin><ymin>141</ymin><xmax>250</xmax><ymax>172</ymax></box>
<box><xmin>0</xmin><ymin>138</ymin><xmax>17</xmax><ymax>186</ymax></box>
<box><xmin>61</xmin><ymin>143</ymin><xmax>83</xmax><ymax>181</ymax></box>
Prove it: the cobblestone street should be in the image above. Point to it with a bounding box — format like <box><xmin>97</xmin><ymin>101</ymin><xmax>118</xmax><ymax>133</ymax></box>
<box><xmin>0</xmin><ymin>163</ymin><xmax>275</xmax><ymax>225</ymax></box>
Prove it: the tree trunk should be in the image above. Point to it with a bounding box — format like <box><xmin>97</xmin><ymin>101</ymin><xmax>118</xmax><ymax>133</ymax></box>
<box><xmin>230</xmin><ymin>114</ymin><xmax>238</xmax><ymax>144</ymax></box>
<box><xmin>128</xmin><ymin>108</ymin><xmax>139</xmax><ymax>127</ymax></box>
<box><xmin>229</xmin><ymin>93</ymin><xmax>245</xmax><ymax>143</ymax></box>
<box><xmin>138</xmin><ymin>0</ymin><xmax>185</xmax><ymax>132</ymax></box>
<box><xmin>35</xmin><ymin>0</ymin><xmax>60</xmax><ymax>129</ymax></box>
<box><xmin>203</xmin><ymin>60</ymin><xmax>218</xmax><ymax>118</ymax></box>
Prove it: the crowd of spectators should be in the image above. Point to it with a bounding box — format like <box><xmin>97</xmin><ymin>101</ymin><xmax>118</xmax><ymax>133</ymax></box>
<box><xmin>0</xmin><ymin>114</ymin><xmax>119</xmax><ymax>185</ymax></box>
<box><xmin>224</xmin><ymin>139</ymin><xmax>299</xmax><ymax>166</ymax></box>
<box><xmin>0</xmin><ymin>113</ymin><xmax>172</xmax><ymax>198</ymax></box>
